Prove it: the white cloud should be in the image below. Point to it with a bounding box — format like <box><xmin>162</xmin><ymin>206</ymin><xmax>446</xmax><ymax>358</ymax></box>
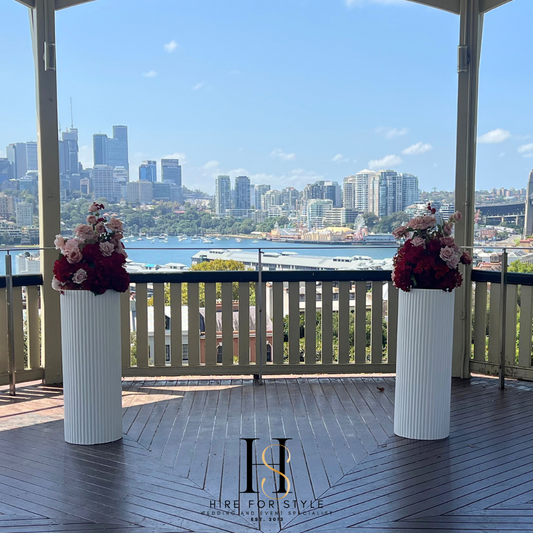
<box><xmin>368</xmin><ymin>154</ymin><xmax>402</xmax><ymax>170</ymax></box>
<box><xmin>270</xmin><ymin>148</ymin><xmax>296</xmax><ymax>161</ymax></box>
<box><xmin>192</xmin><ymin>81</ymin><xmax>205</xmax><ymax>91</ymax></box>
<box><xmin>478</xmin><ymin>128</ymin><xmax>511</xmax><ymax>144</ymax></box>
<box><xmin>203</xmin><ymin>160</ymin><xmax>220</xmax><ymax>170</ymax></box>
<box><xmin>376</xmin><ymin>127</ymin><xmax>409</xmax><ymax>140</ymax></box>
<box><xmin>164</xmin><ymin>40</ymin><xmax>178</xmax><ymax>53</ymax></box>
<box><xmin>332</xmin><ymin>153</ymin><xmax>349</xmax><ymax>163</ymax></box>
<box><xmin>143</xmin><ymin>70</ymin><xmax>157</xmax><ymax>78</ymax></box>
<box><xmin>518</xmin><ymin>144</ymin><xmax>533</xmax><ymax>157</ymax></box>
<box><xmin>402</xmin><ymin>142</ymin><xmax>433</xmax><ymax>155</ymax></box>
<box><xmin>163</xmin><ymin>152</ymin><xmax>186</xmax><ymax>161</ymax></box>
<box><xmin>79</xmin><ymin>145</ymin><xmax>92</xmax><ymax>169</ymax></box>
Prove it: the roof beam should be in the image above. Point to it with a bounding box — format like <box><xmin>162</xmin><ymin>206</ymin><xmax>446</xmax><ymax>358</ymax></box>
<box><xmin>14</xmin><ymin>0</ymin><xmax>35</xmax><ymax>7</ymax></box>
<box><xmin>55</xmin><ymin>0</ymin><xmax>96</xmax><ymax>10</ymax></box>
<box><xmin>479</xmin><ymin>0</ymin><xmax>513</xmax><ymax>13</ymax></box>
<box><xmin>405</xmin><ymin>0</ymin><xmax>460</xmax><ymax>15</ymax></box>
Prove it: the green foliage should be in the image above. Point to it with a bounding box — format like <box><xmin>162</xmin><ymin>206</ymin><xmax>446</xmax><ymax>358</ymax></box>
<box><xmin>373</xmin><ymin>212</ymin><xmax>409</xmax><ymax>234</ymax></box>
<box><xmin>508</xmin><ymin>260</ymin><xmax>533</xmax><ymax>274</ymax></box>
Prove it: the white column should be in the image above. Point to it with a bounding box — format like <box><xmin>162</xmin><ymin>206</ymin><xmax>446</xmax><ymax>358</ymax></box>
<box><xmin>30</xmin><ymin>0</ymin><xmax>62</xmax><ymax>384</ymax></box>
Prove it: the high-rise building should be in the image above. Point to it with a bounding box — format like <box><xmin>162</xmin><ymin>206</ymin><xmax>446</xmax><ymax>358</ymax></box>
<box><xmin>60</xmin><ymin>128</ymin><xmax>79</xmax><ymax>176</ymax></box>
<box><xmin>139</xmin><ymin>161</ymin><xmax>157</xmax><ymax>183</ymax></box>
<box><xmin>6</xmin><ymin>143</ymin><xmax>27</xmax><ymax>179</ymax></box>
<box><xmin>0</xmin><ymin>158</ymin><xmax>12</xmax><ymax>184</ymax></box>
<box><xmin>16</xmin><ymin>202</ymin><xmax>34</xmax><ymax>227</ymax></box>
<box><xmin>93</xmin><ymin>134</ymin><xmax>108</xmax><ymax>166</ymax></box>
<box><xmin>401</xmin><ymin>173</ymin><xmax>420</xmax><ymax>210</ymax></box>
<box><xmin>262</xmin><ymin>189</ymin><xmax>282</xmax><ymax>211</ymax></box>
<box><xmin>25</xmin><ymin>142</ymin><xmax>38</xmax><ymax>172</ymax></box>
<box><xmin>254</xmin><ymin>184</ymin><xmax>270</xmax><ymax>210</ymax></box>
<box><xmin>323</xmin><ymin>181</ymin><xmax>342</xmax><ymax>207</ymax></box>
<box><xmin>281</xmin><ymin>187</ymin><xmax>299</xmax><ymax>211</ymax></box>
<box><xmin>92</xmin><ymin>165</ymin><xmax>115</xmax><ymax>202</ymax></box>
<box><xmin>215</xmin><ymin>175</ymin><xmax>231</xmax><ymax>216</ymax></box>
<box><xmin>234</xmin><ymin>176</ymin><xmax>251</xmax><ymax>210</ymax></box>
<box><xmin>153</xmin><ymin>182</ymin><xmax>171</xmax><ymax>201</ymax></box>
<box><xmin>307</xmin><ymin>199</ymin><xmax>333</xmax><ymax>229</ymax></box>
<box><xmin>161</xmin><ymin>159</ymin><xmax>182</xmax><ymax>203</ymax></box>
<box><xmin>107</xmin><ymin>126</ymin><xmax>129</xmax><ymax>173</ymax></box>
<box><xmin>80</xmin><ymin>178</ymin><xmax>91</xmax><ymax>195</ymax></box>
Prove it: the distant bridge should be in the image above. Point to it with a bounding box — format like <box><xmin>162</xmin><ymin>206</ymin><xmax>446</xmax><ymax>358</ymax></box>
<box><xmin>476</xmin><ymin>202</ymin><xmax>526</xmax><ymax>217</ymax></box>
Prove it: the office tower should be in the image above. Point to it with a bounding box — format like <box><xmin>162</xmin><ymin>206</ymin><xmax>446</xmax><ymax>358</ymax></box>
<box><xmin>61</xmin><ymin>128</ymin><xmax>79</xmax><ymax>176</ymax></box>
<box><xmin>307</xmin><ymin>199</ymin><xmax>333</xmax><ymax>229</ymax></box>
<box><xmin>113</xmin><ymin>167</ymin><xmax>129</xmax><ymax>182</ymax></box>
<box><xmin>93</xmin><ymin>134</ymin><xmax>108</xmax><ymax>166</ymax></box>
<box><xmin>234</xmin><ymin>176</ymin><xmax>251</xmax><ymax>210</ymax></box>
<box><xmin>254</xmin><ymin>184</ymin><xmax>270</xmax><ymax>210</ymax></box>
<box><xmin>138</xmin><ymin>181</ymin><xmax>153</xmax><ymax>204</ymax></box>
<box><xmin>139</xmin><ymin>160</ymin><xmax>157</xmax><ymax>183</ymax></box>
<box><xmin>16</xmin><ymin>202</ymin><xmax>34</xmax><ymax>227</ymax></box>
<box><xmin>0</xmin><ymin>158</ymin><xmax>12</xmax><ymax>184</ymax></box>
<box><xmin>215</xmin><ymin>175</ymin><xmax>231</xmax><ymax>216</ymax></box>
<box><xmin>323</xmin><ymin>181</ymin><xmax>342</xmax><ymax>207</ymax></box>
<box><xmin>25</xmin><ymin>142</ymin><xmax>38</xmax><ymax>172</ymax></box>
<box><xmin>524</xmin><ymin>170</ymin><xmax>533</xmax><ymax>237</ymax></box>
<box><xmin>107</xmin><ymin>126</ymin><xmax>129</xmax><ymax>173</ymax></box>
<box><xmin>161</xmin><ymin>158</ymin><xmax>183</xmax><ymax>203</ymax></box>
<box><xmin>382</xmin><ymin>170</ymin><xmax>403</xmax><ymax>216</ymax></box>
<box><xmin>92</xmin><ymin>165</ymin><xmax>115</xmax><ymax>202</ymax></box>
<box><xmin>153</xmin><ymin>182</ymin><xmax>171</xmax><ymax>201</ymax></box>
<box><xmin>401</xmin><ymin>173</ymin><xmax>420</xmax><ymax>210</ymax></box>
<box><xmin>6</xmin><ymin>143</ymin><xmax>27</xmax><ymax>179</ymax></box>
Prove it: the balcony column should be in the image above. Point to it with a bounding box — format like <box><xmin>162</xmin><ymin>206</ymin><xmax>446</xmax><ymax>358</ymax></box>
<box><xmin>30</xmin><ymin>0</ymin><xmax>62</xmax><ymax>384</ymax></box>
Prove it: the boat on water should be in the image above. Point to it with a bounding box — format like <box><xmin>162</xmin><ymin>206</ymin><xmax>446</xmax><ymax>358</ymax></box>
<box><xmin>235</xmin><ymin>238</ymin><xmax>242</xmax><ymax>243</ymax></box>
<box><xmin>202</xmin><ymin>239</ymin><xmax>213</xmax><ymax>244</ymax></box>
<box><xmin>252</xmin><ymin>240</ymin><xmax>259</xmax><ymax>243</ymax></box>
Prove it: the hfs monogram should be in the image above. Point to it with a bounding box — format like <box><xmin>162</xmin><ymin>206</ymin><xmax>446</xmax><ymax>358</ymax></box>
<box><xmin>240</xmin><ymin>438</ymin><xmax>292</xmax><ymax>500</ymax></box>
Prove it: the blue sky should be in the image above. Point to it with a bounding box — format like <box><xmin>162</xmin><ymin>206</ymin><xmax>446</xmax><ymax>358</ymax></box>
<box><xmin>1</xmin><ymin>0</ymin><xmax>532</xmax><ymax>194</ymax></box>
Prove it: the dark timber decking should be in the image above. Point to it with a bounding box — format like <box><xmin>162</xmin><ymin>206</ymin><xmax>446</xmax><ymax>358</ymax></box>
<box><xmin>0</xmin><ymin>376</ymin><xmax>532</xmax><ymax>532</ymax></box>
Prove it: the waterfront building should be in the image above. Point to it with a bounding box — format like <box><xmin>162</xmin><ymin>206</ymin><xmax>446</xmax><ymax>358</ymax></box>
<box><xmin>307</xmin><ymin>199</ymin><xmax>333</xmax><ymax>229</ymax></box>
<box><xmin>254</xmin><ymin>184</ymin><xmax>270</xmax><ymax>210</ymax></box>
<box><xmin>234</xmin><ymin>175</ymin><xmax>251</xmax><ymax>210</ymax></box>
<box><xmin>92</xmin><ymin>165</ymin><xmax>115</xmax><ymax>202</ymax></box>
<box><xmin>400</xmin><ymin>173</ymin><xmax>420</xmax><ymax>209</ymax></box>
<box><xmin>215</xmin><ymin>175</ymin><xmax>231</xmax><ymax>216</ymax></box>
<box><xmin>226</xmin><ymin>208</ymin><xmax>255</xmax><ymax>219</ymax></box>
<box><xmin>139</xmin><ymin>160</ymin><xmax>157</xmax><ymax>183</ymax></box>
<box><xmin>15</xmin><ymin>201</ymin><xmax>34</xmax><ymax>227</ymax></box>
<box><xmin>323</xmin><ymin>207</ymin><xmax>359</xmax><ymax>227</ymax></box>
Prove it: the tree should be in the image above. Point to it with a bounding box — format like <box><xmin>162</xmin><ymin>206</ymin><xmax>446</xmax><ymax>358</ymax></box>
<box><xmin>149</xmin><ymin>259</ymin><xmax>256</xmax><ymax>307</ymax></box>
<box><xmin>509</xmin><ymin>260</ymin><xmax>533</xmax><ymax>274</ymax></box>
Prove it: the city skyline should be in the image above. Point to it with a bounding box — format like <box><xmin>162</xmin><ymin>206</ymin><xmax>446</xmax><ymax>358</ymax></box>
<box><xmin>1</xmin><ymin>1</ymin><xmax>532</xmax><ymax>193</ymax></box>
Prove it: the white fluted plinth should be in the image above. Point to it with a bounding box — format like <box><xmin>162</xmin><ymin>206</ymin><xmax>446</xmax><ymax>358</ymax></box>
<box><xmin>394</xmin><ymin>289</ymin><xmax>454</xmax><ymax>440</ymax></box>
<box><xmin>61</xmin><ymin>290</ymin><xmax>123</xmax><ymax>445</ymax></box>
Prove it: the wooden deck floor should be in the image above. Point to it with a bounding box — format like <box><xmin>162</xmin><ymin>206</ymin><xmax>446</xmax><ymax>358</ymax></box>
<box><xmin>0</xmin><ymin>375</ymin><xmax>532</xmax><ymax>532</ymax></box>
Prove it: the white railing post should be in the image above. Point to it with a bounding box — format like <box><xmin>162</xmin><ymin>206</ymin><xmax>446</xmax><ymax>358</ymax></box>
<box><xmin>5</xmin><ymin>252</ymin><xmax>16</xmax><ymax>395</ymax></box>
<box><xmin>499</xmin><ymin>249</ymin><xmax>508</xmax><ymax>389</ymax></box>
<box><xmin>254</xmin><ymin>249</ymin><xmax>263</xmax><ymax>385</ymax></box>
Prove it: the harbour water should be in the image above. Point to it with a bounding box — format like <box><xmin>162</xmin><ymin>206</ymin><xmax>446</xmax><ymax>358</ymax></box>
<box><xmin>0</xmin><ymin>237</ymin><xmax>398</xmax><ymax>275</ymax></box>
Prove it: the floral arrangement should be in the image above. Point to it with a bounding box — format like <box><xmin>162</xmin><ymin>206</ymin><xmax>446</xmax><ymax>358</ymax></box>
<box><xmin>391</xmin><ymin>203</ymin><xmax>472</xmax><ymax>292</ymax></box>
<box><xmin>52</xmin><ymin>202</ymin><xmax>130</xmax><ymax>295</ymax></box>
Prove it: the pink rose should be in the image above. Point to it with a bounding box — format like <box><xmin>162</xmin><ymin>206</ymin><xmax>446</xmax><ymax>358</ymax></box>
<box><xmin>75</xmin><ymin>224</ymin><xmax>96</xmax><ymax>241</ymax></box>
<box><xmin>447</xmin><ymin>255</ymin><xmax>459</xmax><ymax>269</ymax></box>
<box><xmin>408</xmin><ymin>215</ymin><xmax>436</xmax><ymax>231</ymax></box>
<box><xmin>116</xmin><ymin>241</ymin><xmax>128</xmax><ymax>258</ymax></box>
<box><xmin>442</xmin><ymin>236</ymin><xmax>455</xmax><ymax>247</ymax></box>
<box><xmin>51</xmin><ymin>276</ymin><xmax>63</xmax><ymax>292</ymax></box>
<box><xmin>72</xmin><ymin>268</ymin><xmax>88</xmax><ymax>284</ymax></box>
<box><xmin>66</xmin><ymin>248</ymin><xmax>83</xmax><ymax>264</ymax></box>
<box><xmin>99</xmin><ymin>241</ymin><xmax>115</xmax><ymax>257</ymax></box>
<box><xmin>64</xmin><ymin>238</ymin><xmax>79</xmax><ymax>253</ymax></box>
<box><xmin>106</xmin><ymin>218</ymin><xmax>124</xmax><ymax>232</ymax></box>
<box><xmin>95</xmin><ymin>222</ymin><xmax>106</xmax><ymax>235</ymax></box>
<box><xmin>440</xmin><ymin>246</ymin><xmax>456</xmax><ymax>263</ymax></box>
<box><xmin>411</xmin><ymin>236</ymin><xmax>425</xmax><ymax>247</ymax></box>
<box><xmin>392</xmin><ymin>226</ymin><xmax>408</xmax><ymax>239</ymax></box>
<box><xmin>88</xmin><ymin>204</ymin><xmax>98</xmax><ymax>212</ymax></box>
<box><xmin>54</xmin><ymin>234</ymin><xmax>65</xmax><ymax>250</ymax></box>
<box><xmin>87</xmin><ymin>215</ymin><xmax>97</xmax><ymax>225</ymax></box>
<box><xmin>453</xmin><ymin>211</ymin><xmax>462</xmax><ymax>221</ymax></box>
<box><xmin>443</xmin><ymin>223</ymin><xmax>453</xmax><ymax>236</ymax></box>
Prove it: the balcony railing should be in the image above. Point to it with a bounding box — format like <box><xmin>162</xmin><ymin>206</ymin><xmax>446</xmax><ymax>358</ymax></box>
<box><xmin>2</xmin><ymin>268</ymin><xmax>533</xmax><ymax>387</ymax></box>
